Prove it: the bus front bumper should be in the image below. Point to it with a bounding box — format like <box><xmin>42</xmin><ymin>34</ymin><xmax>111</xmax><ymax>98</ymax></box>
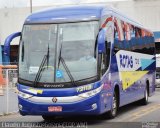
<box><xmin>18</xmin><ymin>94</ymin><xmax>102</xmax><ymax>116</ymax></box>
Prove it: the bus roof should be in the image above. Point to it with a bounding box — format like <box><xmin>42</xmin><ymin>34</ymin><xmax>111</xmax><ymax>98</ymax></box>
<box><xmin>25</xmin><ymin>5</ymin><xmax>103</xmax><ymax>23</ymax></box>
<box><xmin>25</xmin><ymin>5</ymin><xmax>152</xmax><ymax>33</ymax></box>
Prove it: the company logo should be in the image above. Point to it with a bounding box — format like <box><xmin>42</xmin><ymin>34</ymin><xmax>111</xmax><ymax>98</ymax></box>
<box><xmin>52</xmin><ymin>97</ymin><xmax>58</xmax><ymax>103</ymax></box>
<box><xmin>120</xmin><ymin>54</ymin><xmax>133</xmax><ymax>68</ymax></box>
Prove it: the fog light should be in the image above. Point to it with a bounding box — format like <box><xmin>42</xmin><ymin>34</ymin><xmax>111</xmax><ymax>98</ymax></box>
<box><xmin>92</xmin><ymin>103</ymin><xmax>97</xmax><ymax>110</ymax></box>
<box><xmin>19</xmin><ymin>104</ymin><xmax>23</xmax><ymax>110</ymax></box>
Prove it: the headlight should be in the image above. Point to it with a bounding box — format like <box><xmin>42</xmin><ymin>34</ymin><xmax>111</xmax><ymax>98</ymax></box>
<box><xmin>78</xmin><ymin>84</ymin><xmax>103</xmax><ymax>98</ymax></box>
<box><xmin>18</xmin><ymin>91</ymin><xmax>33</xmax><ymax>99</ymax></box>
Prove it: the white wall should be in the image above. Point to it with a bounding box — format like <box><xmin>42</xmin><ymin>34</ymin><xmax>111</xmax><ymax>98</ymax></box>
<box><xmin>0</xmin><ymin>8</ymin><xmax>30</xmax><ymax>45</ymax></box>
<box><xmin>0</xmin><ymin>0</ymin><xmax>160</xmax><ymax>45</ymax></box>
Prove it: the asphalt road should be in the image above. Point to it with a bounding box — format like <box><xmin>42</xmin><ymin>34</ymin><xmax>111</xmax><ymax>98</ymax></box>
<box><xmin>0</xmin><ymin>88</ymin><xmax>160</xmax><ymax>128</ymax></box>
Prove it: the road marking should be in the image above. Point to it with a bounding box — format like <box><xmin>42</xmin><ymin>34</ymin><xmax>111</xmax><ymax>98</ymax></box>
<box><xmin>128</xmin><ymin>104</ymin><xmax>160</xmax><ymax>121</ymax></box>
<box><xmin>116</xmin><ymin>103</ymin><xmax>160</xmax><ymax>122</ymax></box>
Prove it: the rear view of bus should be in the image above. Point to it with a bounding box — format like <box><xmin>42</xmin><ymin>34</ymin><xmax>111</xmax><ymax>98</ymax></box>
<box><xmin>10</xmin><ymin>5</ymin><xmax>155</xmax><ymax>120</ymax></box>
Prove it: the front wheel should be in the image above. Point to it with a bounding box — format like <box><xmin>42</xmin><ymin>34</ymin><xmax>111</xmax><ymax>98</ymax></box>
<box><xmin>107</xmin><ymin>91</ymin><xmax>118</xmax><ymax>119</ymax></box>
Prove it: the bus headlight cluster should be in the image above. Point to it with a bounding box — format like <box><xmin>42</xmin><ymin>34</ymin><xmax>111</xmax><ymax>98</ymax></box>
<box><xmin>78</xmin><ymin>85</ymin><xmax>103</xmax><ymax>98</ymax></box>
<box><xmin>18</xmin><ymin>91</ymin><xmax>33</xmax><ymax>99</ymax></box>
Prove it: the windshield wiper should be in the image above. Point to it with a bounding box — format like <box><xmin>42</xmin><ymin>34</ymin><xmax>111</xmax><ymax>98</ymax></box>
<box><xmin>58</xmin><ymin>44</ymin><xmax>76</xmax><ymax>86</ymax></box>
<box><xmin>58</xmin><ymin>44</ymin><xmax>62</xmax><ymax>69</ymax></box>
<box><xmin>34</xmin><ymin>55</ymin><xmax>47</xmax><ymax>86</ymax></box>
<box><xmin>34</xmin><ymin>44</ymin><xmax>50</xmax><ymax>87</ymax></box>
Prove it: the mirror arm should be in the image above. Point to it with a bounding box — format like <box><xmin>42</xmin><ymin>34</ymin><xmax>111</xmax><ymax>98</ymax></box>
<box><xmin>4</xmin><ymin>32</ymin><xmax>21</xmax><ymax>65</ymax></box>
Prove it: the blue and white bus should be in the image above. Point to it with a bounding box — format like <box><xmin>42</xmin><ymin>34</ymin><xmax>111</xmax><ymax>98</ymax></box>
<box><xmin>5</xmin><ymin>5</ymin><xmax>155</xmax><ymax>120</ymax></box>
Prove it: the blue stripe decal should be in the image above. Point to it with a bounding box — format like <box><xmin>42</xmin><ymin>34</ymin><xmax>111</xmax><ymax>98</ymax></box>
<box><xmin>141</xmin><ymin>59</ymin><xmax>155</xmax><ymax>70</ymax></box>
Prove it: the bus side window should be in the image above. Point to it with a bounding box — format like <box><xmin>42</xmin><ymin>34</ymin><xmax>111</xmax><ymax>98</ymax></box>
<box><xmin>106</xmin><ymin>42</ymin><xmax>111</xmax><ymax>69</ymax></box>
<box><xmin>100</xmin><ymin>16</ymin><xmax>114</xmax><ymax>75</ymax></box>
<box><xmin>101</xmin><ymin>42</ymin><xmax>110</xmax><ymax>75</ymax></box>
<box><xmin>113</xmin><ymin>21</ymin><xmax>120</xmax><ymax>55</ymax></box>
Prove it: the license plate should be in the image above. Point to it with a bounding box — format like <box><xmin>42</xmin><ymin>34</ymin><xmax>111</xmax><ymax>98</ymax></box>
<box><xmin>48</xmin><ymin>106</ymin><xmax>62</xmax><ymax>112</ymax></box>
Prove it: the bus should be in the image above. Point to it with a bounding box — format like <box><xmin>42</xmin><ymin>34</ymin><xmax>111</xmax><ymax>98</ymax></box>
<box><xmin>5</xmin><ymin>5</ymin><xmax>155</xmax><ymax>120</ymax></box>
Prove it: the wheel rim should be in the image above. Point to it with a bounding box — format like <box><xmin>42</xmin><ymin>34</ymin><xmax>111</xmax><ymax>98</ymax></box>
<box><xmin>145</xmin><ymin>89</ymin><xmax>148</xmax><ymax>102</ymax></box>
<box><xmin>112</xmin><ymin>93</ymin><xmax>117</xmax><ymax>116</ymax></box>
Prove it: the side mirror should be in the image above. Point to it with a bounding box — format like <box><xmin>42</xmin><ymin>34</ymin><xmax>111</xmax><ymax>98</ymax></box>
<box><xmin>98</xmin><ymin>29</ymin><xmax>106</xmax><ymax>54</ymax></box>
<box><xmin>4</xmin><ymin>32</ymin><xmax>21</xmax><ymax>65</ymax></box>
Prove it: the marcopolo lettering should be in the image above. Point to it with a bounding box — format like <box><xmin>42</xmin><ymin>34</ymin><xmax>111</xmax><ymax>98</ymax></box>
<box><xmin>120</xmin><ymin>54</ymin><xmax>133</xmax><ymax>68</ymax></box>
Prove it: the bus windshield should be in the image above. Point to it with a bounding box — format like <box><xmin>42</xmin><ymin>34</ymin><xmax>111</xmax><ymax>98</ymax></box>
<box><xmin>19</xmin><ymin>21</ymin><xmax>99</xmax><ymax>86</ymax></box>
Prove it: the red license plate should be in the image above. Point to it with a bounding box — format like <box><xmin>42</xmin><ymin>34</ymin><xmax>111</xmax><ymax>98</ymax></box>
<box><xmin>48</xmin><ymin>106</ymin><xmax>62</xmax><ymax>112</ymax></box>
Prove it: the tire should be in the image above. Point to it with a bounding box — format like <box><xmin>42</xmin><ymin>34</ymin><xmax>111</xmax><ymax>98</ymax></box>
<box><xmin>107</xmin><ymin>91</ymin><xmax>118</xmax><ymax>119</ymax></box>
<box><xmin>140</xmin><ymin>87</ymin><xmax>149</xmax><ymax>105</ymax></box>
<box><xmin>42</xmin><ymin>115</ymin><xmax>56</xmax><ymax>121</ymax></box>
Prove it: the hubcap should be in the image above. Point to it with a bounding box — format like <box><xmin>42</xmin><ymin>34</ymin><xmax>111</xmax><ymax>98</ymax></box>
<box><xmin>145</xmin><ymin>89</ymin><xmax>148</xmax><ymax>101</ymax></box>
<box><xmin>112</xmin><ymin>94</ymin><xmax>117</xmax><ymax>115</ymax></box>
